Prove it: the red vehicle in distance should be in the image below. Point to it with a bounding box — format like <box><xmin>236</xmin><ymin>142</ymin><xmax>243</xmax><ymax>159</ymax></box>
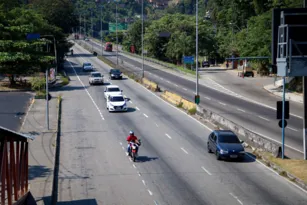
<box><xmin>104</xmin><ymin>42</ymin><xmax>113</xmax><ymax>52</ymax></box>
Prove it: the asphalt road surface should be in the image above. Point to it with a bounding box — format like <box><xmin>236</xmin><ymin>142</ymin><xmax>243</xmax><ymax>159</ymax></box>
<box><xmin>81</xmin><ymin>40</ymin><xmax>304</xmax><ymax>158</ymax></box>
<box><xmin>55</xmin><ymin>44</ymin><xmax>307</xmax><ymax>205</ymax></box>
<box><xmin>0</xmin><ymin>92</ymin><xmax>32</xmax><ymax>131</ymax></box>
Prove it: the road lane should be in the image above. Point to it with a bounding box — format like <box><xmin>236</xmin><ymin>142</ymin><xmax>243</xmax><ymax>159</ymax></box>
<box><xmin>78</xmin><ymin>40</ymin><xmax>304</xmax><ymax>157</ymax></box>
<box><xmin>57</xmin><ymin>63</ymin><xmax>155</xmax><ymax>204</ymax></box>
<box><xmin>66</xmin><ymin>46</ymin><xmax>307</xmax><ymax>205</ymax></box>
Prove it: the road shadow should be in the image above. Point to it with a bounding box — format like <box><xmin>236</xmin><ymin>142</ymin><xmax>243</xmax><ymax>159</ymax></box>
<box><xmin>42</xmin><ymin>196</ymin><xmax>98</xmax><ymax>205</ymax></box>
<box><xmin>52</xmin><ymin>85</ymin><xmax>88</xmax><ymax>92</ymax></box>
<box><xmin>28</xmin><ymin>165</ymin><xmax>52</xmax><ymax>180</ymax></box>
<box><xmin>69</xmin><ymin>53</ymin><xmax>94</xmax><ymax>58</ymax></box>
<box><xmin>136</xmin><ymin>156</ymin><xmax>158</xmax><ymax>163</ymax></box>
<box><xmin>102</xmin><ymin>54</ymin><xmax>118</xmax><ymax>57</ymax></box>
<box><xmin>224</xmin><ymin>152</ymin><xmax>256</xmax><ymax>163</ymax></box>
<box><xmin>109</xmin><ymin>77</ymin><xmax>128</xmax><ymax>81</ymax></box>
<box><xmin>126</xmin><ymin>107</ymin><xmax>136</xmax><ymax>113</ymax></box>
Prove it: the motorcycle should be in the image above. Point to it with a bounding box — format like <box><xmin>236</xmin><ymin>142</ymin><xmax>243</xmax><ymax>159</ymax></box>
<box><xmin>128</xmin><ymin>139</ymin><xmax>141</xmax><ymax>162</ymax></box>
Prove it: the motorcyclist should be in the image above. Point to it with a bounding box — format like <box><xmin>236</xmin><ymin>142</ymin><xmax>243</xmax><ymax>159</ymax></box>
<box><xmin>126</xmin><ymin>130</ymin><xmax>139</xmax><ymax>156</ymax></box>
<box><xmin>71</xmin><ymin>49</ymin><xmax>74</xmax><ymax>55</ymax></box>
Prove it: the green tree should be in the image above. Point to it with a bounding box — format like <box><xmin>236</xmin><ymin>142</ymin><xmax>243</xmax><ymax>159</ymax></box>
<box><xmin>0</xmin><ymin>6</ymin><xmax>56</xmax><ymax>85</ymax></box>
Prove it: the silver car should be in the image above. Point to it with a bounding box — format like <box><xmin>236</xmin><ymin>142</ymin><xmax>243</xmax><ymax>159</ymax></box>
<box><xmin>83</xmin><ymin>62</ymin><xmax>93</xmax><ymax>72</ymax></box>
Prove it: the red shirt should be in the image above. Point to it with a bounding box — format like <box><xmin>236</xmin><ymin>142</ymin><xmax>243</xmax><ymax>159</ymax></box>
<box><xmin>127</xmin><ymin>135</ymin><xmax>138</xmax><ymax>142</ymax></box>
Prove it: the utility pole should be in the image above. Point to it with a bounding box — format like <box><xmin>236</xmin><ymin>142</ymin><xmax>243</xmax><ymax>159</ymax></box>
<box><xmin>116</xmin><ymin>2</ymin><xmax>119</xmax><ymax>68</ymax></box>
<box><xmin>195</xmin><ymin>0</ymin><xmax>199</xmax><ymax>97</ymax></box>
<box><xmin>46</xmin><ymin>69</ymin><xmax>49</xmax><ymax>130</ymax></box>
<box><xmin>91</xmin><ymin>9</ymin><xmax>93</xmax><ymax>51</ymax></box>
<box><xmin>101</xmin><ymin>4</ymin><xmax>103</xmax><ymax>55</ymax></box>
<box><xmin>141</xmin><ymin>0</ymin><xmax>144</xmax><ymax>78</ymax></box>
<box><xmin>303</xmin><ymin>0</ymin><xmax>307</xmax><ymax>159</ymax></box>
<box><xmin>84</xmin><ymin>15</ymin><xmax>86</xmax><ymax>38</ymax></box>
<box><xmin>79</xmin><ymin>13</ymin><xmax>81</xmax><ymax>38</ymax></box>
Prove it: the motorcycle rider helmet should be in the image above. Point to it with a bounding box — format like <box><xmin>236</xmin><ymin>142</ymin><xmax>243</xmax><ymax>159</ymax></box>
<box><xmin>129</xmin><ymin>130</ymin><xmax>134</xmax><ymax>135</ymax></box>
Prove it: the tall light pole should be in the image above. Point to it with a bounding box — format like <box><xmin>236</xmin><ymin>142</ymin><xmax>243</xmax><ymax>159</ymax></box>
<box><xmin>141</xmin><ymin>0</ymin><xmax>144</xmax><ymax>78</ymax></box>
<box><xmin>101</xmin><ymin>4</ymin><xmax>103</xmax><ymax>54</ymax></box>
<box><xmin>91</xmin><ymin>9</ymin><xmax>94</xmax><ymax>51</ymax></box>
<box><xmin>196</xmin><ymin>0</ymin><xmax>199</xmax><ymax>97</ymax></box>
<box><xmin>116</xmin><ymin>2</ymin><xmax>119</xmax><ymax>68</ymax></box>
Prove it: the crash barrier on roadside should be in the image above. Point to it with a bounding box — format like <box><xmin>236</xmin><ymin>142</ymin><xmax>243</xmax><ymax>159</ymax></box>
<box><xmin>196</xmin><ymin>106</ymin><xmax>281</xmax><ymax>157</ymax></box>
<box><xmin>142</xmin><ymin>78</ymin><xmax>160</xmax><ymax>92</ymax></box>
<box><xmin>161</xmin><ymin>91</ymin><xmax>196</xmax><ymax>110</ymax></box>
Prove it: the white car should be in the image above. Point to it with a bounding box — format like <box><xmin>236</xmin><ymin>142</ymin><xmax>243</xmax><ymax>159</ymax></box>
<box><xmin>106</xmin><ymin>94</ymin><xmax>128</xmax><ymax>112</ymax></box>
<box><xmin>104</xmin><ymin>85</ymin><xmax>122</xmax><ymax>99</ymax></box>
<box><xmin>89</xmin><ymin>72</ymin><xmax>104</xmax><ymax>85</ymax></box>
<box><xmin>83</xmin><ymin>62</ymin><xmax>93</xmax><ymax>71</ymax></box>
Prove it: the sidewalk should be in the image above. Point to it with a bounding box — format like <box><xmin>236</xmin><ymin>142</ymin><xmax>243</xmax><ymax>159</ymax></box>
<box><xmin>20</xmin><ymin>96</ymin><xmax>59</xmax><ymax>204</ymax></box>
<box><xmin>264</xmin><ymin>83</ymin><xmax>303</xmax><ymax>104</ymax></box>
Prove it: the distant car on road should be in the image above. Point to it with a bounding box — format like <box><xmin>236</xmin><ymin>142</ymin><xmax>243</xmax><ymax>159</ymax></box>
<box><xmin>109</xmin><ymin>69</ymin><xmax>123</xmax><ymax>80</ymax></box>
<box><xmin>83</xmin><ymin>62</ymin><xmax>93</xmax><ymax>72</ymax></box>
<box><xmin>104</xmin><ymin>85</ymin><xmax>122</xmax><ymax>99</ymax></box>
<box><xmin>84</xmin><ymin>37</ymin><xmax>89</xmax><ymax>41</ymax></box>
<box><xmin>202</xmin><ymin>61</ymin><xmax>210</xmax><ymax>67</ymax></box>
<box><xmin>207</xmin><ymin>130</ymin><xmax>245</xmax><ymax>161</ymax></box>
<box><xmin>89</xmin><ymin>72</ymin><xmax>104</xmax><ymax>85</ymax></box>
<box><xmin>106</xmin><ymin>94</ymin><xmax>128</xmax><ymax>112</ymax></box>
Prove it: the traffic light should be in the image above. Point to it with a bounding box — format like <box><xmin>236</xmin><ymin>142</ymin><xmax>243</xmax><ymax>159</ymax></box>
<box><xmin>277</xmin><ymin>101</ymin><xmax>289</xmax><ymax>119</ymax></box>
<box><xmin>195</xmin><ymin>95</ymin><xmax>200</xmax><ymax>104</ymax></box>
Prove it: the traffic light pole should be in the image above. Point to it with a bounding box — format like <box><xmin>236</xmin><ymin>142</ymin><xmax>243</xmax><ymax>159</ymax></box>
<box><xmin>195</xmin><ymin>0</ymin><xmax>199</xmax><ymax>97</ymax></box>
<box><xmin>303</xmin><ymin>0</ymin><xmax>307</xmax><ymax>160</ymax></box>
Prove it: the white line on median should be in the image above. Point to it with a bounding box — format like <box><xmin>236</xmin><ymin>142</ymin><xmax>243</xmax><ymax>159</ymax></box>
<box><xmin>148</xmin><ymin>190</ymin><xmax>153</xmax><ymax>196</ymax></box>
<box><xmin>218</xmin><ymin>102</ymin><xmax>226</xmax><ymax>106</ymax></box>
<box><xmin>201</xmin><ymin>166</ymin><xmax>212</xmax><ymax>175</ymax></box>
<box><xmin>136</xmin><ymin>107</ymin><xmax>140</xmax><ymax>110</ymax></box>
<box><xmin>143</xmin><ymin>113</ymin><xmax>149</xmax><ymax>118</ymax></box>
<box><xmin>258</xmin><ymin>116</ymin><xmax>270</xmax><ymax>121</ymax></box>
<box><xmin>181</xmin><ymin>148</ymin><xmax>189</xmax><ymax>154</ymax></box>
<box><xmin>165</xmin><ymin>134</ymin><xmax>172</xmax><ymax>139</ymax></box>
<box><xmin>237</xmin><ymin>108</ymin><xmax>246</xmax><ymax>113</ymax></box>
<box><xmin>287</xmin><ymin>126</ymin><xmax>299</xmax><ymax>132</ymax></box>
<box><xmin>69</xmin><ymin>62</ymin><xmax>105</xmax><ymax>120</ymax></box>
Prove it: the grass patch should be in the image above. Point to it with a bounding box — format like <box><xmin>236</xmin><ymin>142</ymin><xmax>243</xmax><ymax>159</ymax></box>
<box><xmin>177</xmin><ymin>102</ymin><xmax>183</xmax><ymax>108</ymax></box>
<box><xmin>260</xmin><ymin>151</ymin><xmax>307</xmax><ymax>184</ymax></box>
<box><xmin>0</xmin><ymin>80</ymin><xmax>31</xmax><ymax>91</ymax></box>
<box><xmin>35</xmin><ymin>90</ymin><xmax>46</xmax><ymax>99</ymax></box>
<box><xmin>188</xmin><ymin>107</ymin><xmax>197</xmax><ymax>115</ymax></box>
<box><xmin>61</xmin><ymin>76</ymin><xmax>69</xmax><ymax>86</ymax></box>
<box><xmin>97</xmin><ymin>56</ymin><xmax>114</xmax><ymax>68</ymax></box>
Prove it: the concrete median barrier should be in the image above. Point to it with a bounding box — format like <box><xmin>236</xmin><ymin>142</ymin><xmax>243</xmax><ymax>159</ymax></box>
<box><xmin>196</xmin><ymin>105</ymin><xmax>281</xmax><ymax>157</ymax></box>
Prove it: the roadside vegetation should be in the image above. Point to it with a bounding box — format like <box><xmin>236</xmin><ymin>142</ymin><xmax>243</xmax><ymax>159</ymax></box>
<box><xmin>0</xmin><ymin>0</ymin><xmax>76</xmax><ymax>90</ymax></box>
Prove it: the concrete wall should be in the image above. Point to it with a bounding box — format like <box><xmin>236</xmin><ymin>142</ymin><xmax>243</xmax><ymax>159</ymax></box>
<box><xmin>196</xmin><ymin>106</ymin><xmax>281</xmax><ymax>157</ymax></box>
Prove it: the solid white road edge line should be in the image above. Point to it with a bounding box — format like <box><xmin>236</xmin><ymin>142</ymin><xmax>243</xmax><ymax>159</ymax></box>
<box><xmin>201</xmin><ymin>166</ymin><xmax>212</xmax><ymax>176</ymax></box>
<box><xmin>181</xmin><ymin>147</ymin><xmax>189</xmax><ymax>154</ymax></box>
<box><xmin>69</xmin><ymin>61</ymin><xmax>105</xmax><ymax>120</ymax></box>
<box><xmin>21</xmin><ymin>98</ymin><xmax>36</xmax><ymax>129</ymax></box>
<box><xmin>245</xmin><ymin>153</ymin><xmax>307</xmax><ymax>195</ymax></box>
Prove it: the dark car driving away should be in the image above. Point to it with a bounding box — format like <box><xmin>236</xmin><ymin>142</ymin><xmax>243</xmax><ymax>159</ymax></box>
<box><xmin>207</xmin><ymin>130</ymin><xmax>245</xmax><ymax>161</ymax></box>
<box><xmin>109</xmin><ymin>69</ymin><xmax>122</xmax><ymax>80</ymax></box>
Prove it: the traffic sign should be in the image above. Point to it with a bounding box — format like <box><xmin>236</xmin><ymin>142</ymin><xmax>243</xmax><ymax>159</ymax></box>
<box><xmin>183</xmin><ymin>56</ymin><xmax>194</xmax><ymax>64</ymax></box>
<box><xmin>26</xmin><ymin>33</ymin><xmax>40</xmax><ymax>40</ymax></box>
<box><xmin>278</xmin><ymin>119</ymin><xmax>287</xmax><ymax>128</ymax></box>
<box><xmin>195</xmin><ymin>95</ymin><xmax>200</xmax><ymax>104</ymax></box>
<box><xmin>276</xmin><ymin>101</ymin><xmax>289</xmax><ymax>119</ymax></box>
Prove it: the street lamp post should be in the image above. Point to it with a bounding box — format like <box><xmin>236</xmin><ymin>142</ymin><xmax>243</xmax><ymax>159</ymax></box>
<box><xmin>91</xmin><ymin>9</ymin><xmax>94</xmax><ymax>51</ymax></box>
<box><xmin>101</xmin><ymin>4</ymin><xmax>103</xmax><ymax>54</ymax></box>
<box><xmin>116</xmin><ymin>2</ymin><xmax>119</xmax><ymax>68</ymax></box>
<box><xmin>141</xmin><ymin>0</ymin><xmax>144</xmax><ymax>78</ymax></box>
<box><xmin>196</xmin><ymin>0</ymin><xmax>199</xmax><ymax>97</ymax></box>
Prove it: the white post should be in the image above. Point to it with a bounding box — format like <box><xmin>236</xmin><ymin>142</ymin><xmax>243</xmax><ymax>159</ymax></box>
<box><xmin>46</xmin><ymin>69</ymin><xmax>49</xmax><ymax>130</ymax></box>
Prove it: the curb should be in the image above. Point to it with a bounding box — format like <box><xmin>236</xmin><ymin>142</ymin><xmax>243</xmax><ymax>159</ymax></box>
<box><xmin>254</xmin><ymin>150</ymin><xmax>307</xmax><ymax>192</ymax></box>
<box><xmin>51</xmin><ymin>95</ymin><xmax>62</xmax><ymax>205</ymax></box>
<box><xmin>263</xmin><ymin>85</ymin><xmax>303</xmax><ymax>104</ymax></box>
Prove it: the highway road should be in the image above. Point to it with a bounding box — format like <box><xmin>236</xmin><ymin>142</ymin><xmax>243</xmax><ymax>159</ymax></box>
<box><xmin>80</xmin><ymin>39</ymin><xmax>304</xmax><ymax>158</ymax></box>
<box><xmin>0</xmin><ymin>92</ymin><xmax>32</xmax><ymax>131</ymax></box>
<box><xmin>55</xmin><ymin>43</ymin><xmax>307</xmax><ymax>204</ymax></box>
